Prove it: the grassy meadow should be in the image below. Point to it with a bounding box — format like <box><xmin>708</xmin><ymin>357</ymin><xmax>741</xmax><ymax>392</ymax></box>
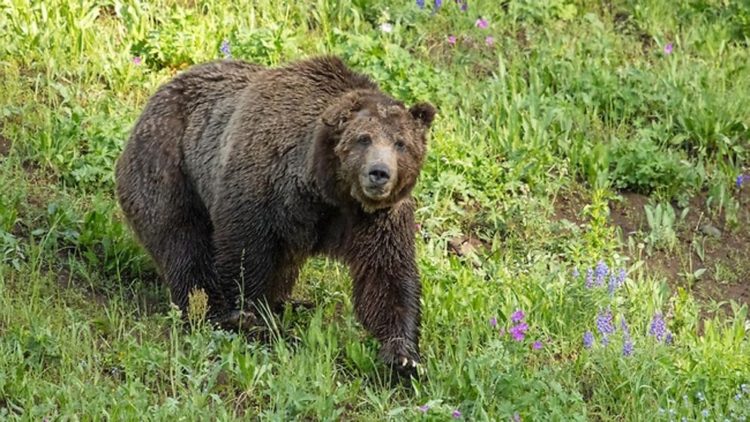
<box><xmin>1</xmin><ymin>0</ymin><xmax>750</xmax><ymax>419</ymax></box>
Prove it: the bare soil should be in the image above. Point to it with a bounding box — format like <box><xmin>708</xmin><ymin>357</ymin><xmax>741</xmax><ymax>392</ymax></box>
<box><xmin>609</xmin><ymin>190</ymin><xmax>750</xmax><ymax>316</ymax></box>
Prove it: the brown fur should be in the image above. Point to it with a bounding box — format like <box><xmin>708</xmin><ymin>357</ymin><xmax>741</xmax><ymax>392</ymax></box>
<box><xmin>115</xmin><ymin>56</ymin><xmax>436</xmax><ymax>380</ymax></box>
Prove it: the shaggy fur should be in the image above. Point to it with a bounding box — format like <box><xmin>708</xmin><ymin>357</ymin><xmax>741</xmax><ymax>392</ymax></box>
<box><xmin>115</xmin><ymin>56</ymin><xmax>436</xmax><ymax>379</ymax></box>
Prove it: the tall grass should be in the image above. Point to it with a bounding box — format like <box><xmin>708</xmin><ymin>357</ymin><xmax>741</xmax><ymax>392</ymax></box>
<box><xmin>1</xmin><ymin>0</ymin><xmax>748</xmax><ymax>420</ymax></box>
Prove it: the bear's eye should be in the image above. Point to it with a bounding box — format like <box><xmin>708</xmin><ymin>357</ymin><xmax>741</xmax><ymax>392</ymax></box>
<box><xmin>356</xmin><ymin>135</ymin><xmax>372</xmax><ymax>146</ymax></box>
<box><xmin>395</xmin><ymin>139</ymin><xmax>406</xmax><ymax>151</ymax></box>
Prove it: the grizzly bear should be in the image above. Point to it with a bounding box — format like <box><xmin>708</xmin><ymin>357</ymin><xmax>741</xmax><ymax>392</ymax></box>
<box><xmin>115</xmin><ymin>56</ymin><xmax>435</xmax><ymax>380</ymax></box>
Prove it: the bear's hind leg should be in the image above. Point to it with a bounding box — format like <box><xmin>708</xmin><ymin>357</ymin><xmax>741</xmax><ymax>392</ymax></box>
<box><xmin>116</xmin><ymin>150</ymin><xmax>223</xmax><ymax>318</ymax></box>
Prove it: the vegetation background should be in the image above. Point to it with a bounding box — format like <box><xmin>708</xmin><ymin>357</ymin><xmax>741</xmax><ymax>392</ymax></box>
<box><xmin>1</xmin><ymin>0</ymin><xmax>749</xmax><ymax>420</ymax></box>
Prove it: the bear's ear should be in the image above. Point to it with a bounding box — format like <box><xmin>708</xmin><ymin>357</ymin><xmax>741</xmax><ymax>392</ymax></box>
<box><xmin>409</xmin><ymin>102</ymin><xmax>436</xmax><ymax>127</ymax></box>
<box><xmin>322</xmin><ymin>92</ymin><xmax>363</xmax><ymax>130</ymax></box>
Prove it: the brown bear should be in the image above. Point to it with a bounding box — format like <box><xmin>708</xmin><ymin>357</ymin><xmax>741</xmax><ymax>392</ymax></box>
<box><xmin>115</xmin><ymin>56</ymin><xmax>435</xmax><ymax>380</ymax></box>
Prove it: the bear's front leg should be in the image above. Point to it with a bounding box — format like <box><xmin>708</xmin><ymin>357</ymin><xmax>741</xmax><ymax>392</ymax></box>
<box><xmin>346</xmin><ymin>201</ymin><xmax>422</xmax><ymax>382</ymax></box>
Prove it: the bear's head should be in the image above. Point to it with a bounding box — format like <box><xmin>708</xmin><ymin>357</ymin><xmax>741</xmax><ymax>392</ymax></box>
<box><xmin>311</xmin><ymin>90</ymin><xmax>436</xmax><ymax>212</ymax></box>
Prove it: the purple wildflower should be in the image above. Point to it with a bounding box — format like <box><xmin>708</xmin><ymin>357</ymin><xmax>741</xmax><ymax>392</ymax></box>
<box><xmin>664</xmin><ymin>43</ymin><xmax>673</xmax><ymax>55</ymax></box>
<box><xmin>608</xmin><ymin>269</ymin><xmax>626</xmax><ymax>295</ymax></box>
<box><xmin>583</xmin><ymin>331</ymin><xmax>594</xmax><ymax>349</ymax></box>
<box><xmin>475</xmin><ymin>18</ymin><xmax>488</xmax><ymax>29</ymax></box>
<box><xmin>572</xmin><ymin>267</ymin><xmax>580</xmax><ymax>278</ymax></box>
<box><xmin>510</xmin><ymin>322</ymin><xmax>528</xmax><ymax>341</ymax></box>
<box><xmin>220</xmin><ymin>39</ymin><xmax>231</xmax><ymax>58</ymax></box>
<box><xmin>485</xmin><ymin>36</ymin><xmax>494</xmax><ymax>47</ymax></box>
<box><xmin>649</xmin><ymin>313</ymin><xmax>667</xmax><ymax>342</ymax></box>
<box><xmin>418</xmin><ymin>404</ymin><xmax>430</xmax><ymax>413</ymax></box>
<box><xmin>452</xmin><ymin>409</ymin><xmax>462</xmax><ymax>419</ymax></box>
<box><xmin>594</xmin><ymin>261</ymin><xmax>608</xmax><ymax>286</ymax></box>
<box><xmin>665</xmin><ymin>332</ymin><xmax>673</xmax><ymax>345</ymax></box>
<box><xmin>585</xmin><ymin>268</ymin><xmax>594</xmax><ymax>288</ymax></box>
<box><xmin>737</xmin><ymin>174</ymin><xmax>745</xmax><ymax>188</ymax></box>
<box><xmin>455</xmin><ymin>0</ymin><xmax>468</xmax><ymax>11</ymax></box>
<box><xmin>512</xmin><ymin>412</ymin><xmax>521</xmax><ymax>422</ymax></box>
<box><xmin>489</xmin><ymin>317</ymin><xmax>497</xmax><ymax>328</ymax></box>
<box><xmin>532</xmin><ymin>340</ymin><xmax>543</xmax><ymax>350</ymax></box>
<box><xmin>447</xmin><ymin>35</ymin><xmax>457</xmax><ymax>45</ymax></box>
<box><xmin>596</xmin><ymin>310</ymin><xmax>615</xmax><ymax>336</ymax></box>
<box><xmin>622</xmin><ymin>339</ymin><xmax>634</xmax><ymax>356</ymax></box>
<box><xmin>434</xmin><ymin>0</ymin><xmax>443</xmax><ymax>9</ymax></box>
<box><xmin>620</xmin><ymin>317</ymin><xmax>630</xmax><ymax>335</ymax></box>
<box><xmin>416</xmin><ymin>0</ymin><xmax>425</xmax><ymax>8</ymax></box>
<box><xmin>132</xmin><ymin>56</ymin><xmax>142</xmax><ymax>65</ymax></box>
<box><xmin>511</xmin><ymin>309</ymin><xmax>525</xmax><ymax>322</ymax></box>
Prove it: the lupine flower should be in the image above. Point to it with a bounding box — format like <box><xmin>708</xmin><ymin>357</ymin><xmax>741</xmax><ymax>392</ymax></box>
<box><xmin>511</xmin><ymin>309</ymin><xmax>525</xmax><ymax>322</ymax></box>
<box><xmin>455</xmin><ymin>0</ymin><xmax>468</xmax><ymax>11</ymax></box>
<box><xmin>452</xmin><ymin>409</ymin><xmax>462</xmax><ymax>418</ymax></box>
<box><xmin>380</xmin><ymin>23</ymin><xmax>393</xmax><ymax>33</ymax></box>
<box><xmin>608</xmin><ymin>269</ymin><xmax>626</xmax><ymax>295</ymax></box>
<box><xmin>737</xmin><ymin>174</ymin><xmax>745</xmax><ymax>188</ymax></box>
<box><xmin>596</xmin><ymin>310</ymin><xmax>615</xmax><ymax>336</ymax></box>
<box><xmin>649</xmin><ymin>313</ymin><xmax>667</xmax><ymax>342</ymax></box>
<box><xmin>512</xmin><ymin>412</ymin><xmax>521</xmax><ymax>422</ymax></box>
<box><xmin>434</xmin><ymin>0</ymin><xmax>443</xmax><ymax>9</ymax></box>
<box><xmin>417</xmin><ymin>0</ymin><xmax>425</xmax><ymax>8</ymax></box>
<box><xmin>620</xmin><ymin>317</ymin><xmax>630</xmax><ymax>335</ymax></box>
<box><xmin>485</xmin><ymin>36</ymin><xmax>494</xmax><ymax>47</ymax></box>
<box><xmin>594</xmin><ymin>261</ymin><xmax>608</xmax><ymax>286</ymax></box>
<box><xmin>585</xmin><ymin>269</ymin><xmax>594</xmax><ymax>288</ymax></box>
<box><xmin>510</xmin><ymin>322</ymin><xmax>528</xmax><ymax>341</ymax></box>
<box><xmin>489</xmin><ymin>317</ymin><xmax>497</xmax><ymax>328</ymax></box>
<box><xmin>475</xmin><ymin>18</ymin><xmax>488</xmax><ymax>29</ymax></box>
<box><xmin>622</xmin><ymin>339</ymin><xmax>633</xmax><ymax>356</ymax></box>
<box><xmin>132</xmin><ymin>56</ymin><xmax>142</xmax><ymax>65</ymax></box>
<box><xmin>665</xmin><ymin>332</ymin><xmax>673</xmax><ymax>345</ymax></box>
<box><xmin>664</xmin><ymin>43</ymin><xmax>673</xmax><ymax>55</ymax></box>
<box><xmin>532</xmin><ymin>341</ymin><xmax>543</xmax><ymax>350</ymax></box>
<box><xmin>583</xmin><ymin>331</ymin><xmax>594</xmax><ymax>349</ymax></box>
<box><xmin>447</xmin><ymin>35</ymin><xmax>457</xmax><ymax>45</ymax></box>
<box><xmin>620</xmin><ymin>317</ymin><xmax>633</xmax><ymax>355</ymax></box>
<box><xmin>220</xmin><ymin>39</ymin><xmax>231</xmax><ymax>58</ymax></box>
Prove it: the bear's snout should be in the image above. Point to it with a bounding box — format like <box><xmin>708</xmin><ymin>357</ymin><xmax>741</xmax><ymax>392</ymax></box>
<box><xmin>359</xmin><ymin>144</ymin><xmax>398</xmax><ymax>201</ymax></box>
<box><xmin>368</xmin><ymin>164</ymin><xmax>391</xmax><ymax>187</ymax></box>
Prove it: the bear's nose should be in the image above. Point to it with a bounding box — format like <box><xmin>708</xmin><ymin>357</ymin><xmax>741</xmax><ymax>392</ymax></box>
<box><xmin>368</xmin><ymin>165</ymin><xmax>391</xmax><ymax>187</ymax></box>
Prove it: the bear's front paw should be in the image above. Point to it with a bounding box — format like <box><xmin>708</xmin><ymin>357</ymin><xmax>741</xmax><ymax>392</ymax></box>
<box><xmin>210</xmin><ymin>309</ymin><xmax>258</xmax><ymax>332</ymax></box>
<box><xmin>379</xmin><ymin>339</ymin><xmax>421</xmax><ymax>385</ymax></box>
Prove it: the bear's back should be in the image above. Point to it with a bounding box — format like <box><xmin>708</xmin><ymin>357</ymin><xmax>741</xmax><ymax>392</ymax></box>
<box><xmin>185</xmin><ymin>57</ymin><xmax>379</xmax><ymax>215</ymax></box>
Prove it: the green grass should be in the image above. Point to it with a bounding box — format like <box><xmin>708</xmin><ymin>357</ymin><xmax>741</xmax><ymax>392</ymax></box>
<box><xmin>1</xmin><ymin>0</ymin><xmax>749</xmax><ymax>420</ymax></box>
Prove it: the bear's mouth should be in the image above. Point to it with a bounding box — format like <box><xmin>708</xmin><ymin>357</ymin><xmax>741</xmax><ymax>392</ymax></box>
<box><xmin>362</xmin><ymin>185</ymin><xmax>391</xmax><ymax>200</ymax></box>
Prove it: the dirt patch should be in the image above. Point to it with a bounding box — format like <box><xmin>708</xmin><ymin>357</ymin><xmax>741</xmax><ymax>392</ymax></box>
<box><xmin>0</xmin><ymin>134</ymin><xmax>10</xmax><ymax>157</ymax></box>
<box><xmin>552</xmin><ymin>186</ymin><xmax>750</xmax><ymax>325</ymax></box>
<box><xmin>608</xmin><ymin>190</ymin><xmax>750</xmax><ymax>317</ymax></box>
<box><xmin>552</xmin><ymin>187</ymin><xmax>589</xmax><ymax>227</ymax></box>
<box><xmin>608</xmin><ymin>192</ymin><xmax>649</xmax><ymax>236</ymax></box>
